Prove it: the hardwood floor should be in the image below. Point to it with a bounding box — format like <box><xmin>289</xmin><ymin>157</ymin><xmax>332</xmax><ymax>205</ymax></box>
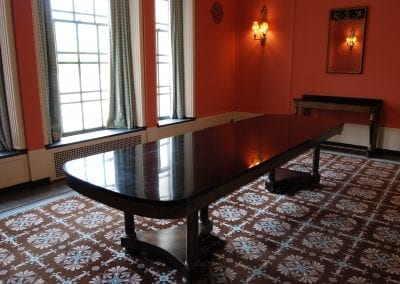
<box><xmin>0</xmin><ymin>180</ymin><xmax>71</xmax><ymax>214</ymax></box>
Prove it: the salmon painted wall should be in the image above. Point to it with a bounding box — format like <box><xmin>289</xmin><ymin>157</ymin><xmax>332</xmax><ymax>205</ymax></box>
<box><xmin>291</xmin><ymin>0</ymin><xmax>400</xmax><ymax>128</ymax></box>
<box><xmin>142</xmin><ymin>0</ymin><xmax>157</xmax><ymax>127</ymax></box>
<box><xmin>11</xmin><ymin>0</ymin><xmax>44</xmax><ymax>151</ymax></box>
<box><xmin>195</xmin><ymin>0</ymin><xmax>237</xmax><ymax>117</ymax></box>
<box><xmin>236</xmin><ymin>0</ymin><xmax>295</xmax><ymax>114</ymax></box>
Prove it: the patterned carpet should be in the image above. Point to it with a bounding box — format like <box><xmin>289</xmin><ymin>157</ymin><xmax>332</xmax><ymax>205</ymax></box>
<box><xmin>1</xmin><ymin>151</ymin><xmax>400</xmax><ymax>283</ymax></box>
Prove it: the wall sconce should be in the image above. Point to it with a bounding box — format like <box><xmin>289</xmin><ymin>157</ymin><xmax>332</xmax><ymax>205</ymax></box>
<box><xmin>251</xmin><ymin>5</ymin><xmax>268</xmax><ymax>46</ymax></box>
<box><xmin>346</xmin><ymin>27</ymin><xmax>356</xmax><ymax>50</ymax></box>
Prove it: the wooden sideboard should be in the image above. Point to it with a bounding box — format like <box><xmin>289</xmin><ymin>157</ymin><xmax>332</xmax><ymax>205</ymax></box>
<box><xmin>293</xmin><ymin>94</ymin><xmax>383</xmax><ymax>157</ymax></box>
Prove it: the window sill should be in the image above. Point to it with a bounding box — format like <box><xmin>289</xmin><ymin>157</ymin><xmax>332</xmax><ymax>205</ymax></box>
<box><xmin>157</xmin><ymin>117</ymin><xmax>195</xmax><ymax>128</ymax></box>
<box><xmin>46</xmin><ymin>127</ymin><xmax>146</xmax><ymax>149</ymax></box>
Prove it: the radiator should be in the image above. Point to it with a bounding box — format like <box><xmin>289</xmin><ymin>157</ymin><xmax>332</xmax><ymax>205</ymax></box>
<box><xmin>51</xmin><ymin>133</ymin><xmax>142</xmax><ymax>179</ymax></box>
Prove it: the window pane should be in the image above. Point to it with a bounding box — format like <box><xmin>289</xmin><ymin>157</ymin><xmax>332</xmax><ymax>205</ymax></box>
<box><xmin>95</xmin><ymin>0</ymin><xmax>109</xmax><ymax>16</ymax></box>
<box><xmin>78</xmin><ymin>24</ymin><xmax>98</xmax><ymax>53</ymax></box>
<box><xmin>75</xmin><ymin>14</ymin><xmax>95</xmax><ymax>23</ymax></box>
<box><xmin>96</xmin><ymin>16</ymin><xmax>109</xmax><ymax>24</ymax></box>
<box><xmin>60</xmin><ymin>93</ymin><xmax>81</xmax><ymax>103</ymax></box>
<box><xmin>54</xmin><ymin>22</ymin><xmax>77</xmax><ymax>52</ymax></box>
<box><xmin>52</xmin><ymin>11</ymin><xmax>73</xmax><ymax>21</ymax></box>
<box><xmin>158</xmin><ymin>63</ymin><xmax>171</xmax><ymax>86</ymax></box>
<box><xmin>74</xmin><ymin>0</ymin><xmax>94</xmax><ymax>14</ymax></box>
<box><xmin>57</xmin><ymin>53</ymin><xmax>78</xmax><ymax>62</ymax></box>
<box><xmin>51</xmin><ymin>0</ymin><xmax>73</xmax><ymax>11</ymax></box>
<box><xmin>159</xmin><ymin>95</ymin><xmax>171</xmax><ymax>117</ymax></box>
<box><xmin>81</xmin><ymin>64</ymin><xmax>100</xmax><ymax>91</ymax></box>
<box><xmin>100</xmin><ymin>64</ymin><xmax>109</xmax><ymax>90</ymax></box>
<box><xmin>155</xmin><ymin>0</ymin><xmax>169</xmax><ymax>24</ymax></box>
<box><xmin>102</xmin><ymin>99</ymin><xmax>109</xmax><ymax>125</ymax></box>
<box><xmin>83</xmin><ymin>101</ymin><xmax>102</xmax><ymax>129</ymax></box>
<box><xmin>82</xmin><ymin>92</ymin><xmax>101</xmax><ymax>101</ymax></box>
<box><xmin>80</xmin><ymin>54</ymin><xmax>98</xmax><ymax>62</ymax></box>
<box><xmin>98</xmin><ymin>26</ymin><xmax>110</xmax><ymax>53</ymax></box>
<box><xmin>100</xmin><ymin>54</ymin><xmax>109</xmax><ymax>63</ymax></box>
<box><xmin>61</xmin><ymin>103</ymin><xmax>83</xmax><ymax>132</ymax></box>
<box><xmin>157</xmin><ymin>31</ymin><xmax>170</xmax><ymax>55</ymax></box>
<box><xmin>58</xmin><ymin>64</ymin><xmax>80</xmax><ymax>93</ymax></box>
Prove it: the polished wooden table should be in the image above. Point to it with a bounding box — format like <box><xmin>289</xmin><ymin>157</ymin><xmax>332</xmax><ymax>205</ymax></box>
<box><xmin>63</xmin><ymin>114</ymin><xmax>344</xmax><ymax>281</ymax></box>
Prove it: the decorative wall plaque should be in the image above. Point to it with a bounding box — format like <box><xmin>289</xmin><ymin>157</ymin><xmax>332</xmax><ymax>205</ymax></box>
<box><xmin>210</xmin><ymin>1</ymin><xmax>224</xmax><ymax>24</ymax></box>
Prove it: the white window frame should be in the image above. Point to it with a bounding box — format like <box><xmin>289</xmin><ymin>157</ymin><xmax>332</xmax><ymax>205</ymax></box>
<box><xmin>0</xmin><ymin>0</ymin><xmax>26</xmax><ymax>149</ymax></box>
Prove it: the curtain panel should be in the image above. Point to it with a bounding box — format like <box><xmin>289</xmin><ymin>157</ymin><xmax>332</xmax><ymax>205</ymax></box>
<box><xmin>170</xmin><ymin>0</ymin><xmax>185</xmax><ymax>119</ymax></box>
<box><xmin>107</xmin><ymin>0</ymin><xmax>137</xmax><ymax>129</ymax></box>
<box><xmin>0</xmin><ymin>49</ymin><xmax>13</xmax><ymax>151</ymax></box>
<box><xmin>36</xmin><ymin>0</ymin><xmax>62</xmax><ymax>143</ymax></box>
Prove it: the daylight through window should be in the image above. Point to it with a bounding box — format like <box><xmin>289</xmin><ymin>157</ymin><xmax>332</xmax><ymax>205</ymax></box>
<box><xmin>51</xmin><ymin>0</ymin><xmax>110</xmax><ymax>135</ymax></box>
<box><xmin>155</xmin><ymin>0</ymin><xmax>173</xmax><ymax>120</ymax></box>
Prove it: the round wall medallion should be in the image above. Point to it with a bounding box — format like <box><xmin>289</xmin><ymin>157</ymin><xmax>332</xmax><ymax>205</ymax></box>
<box><xmin>210</xmin><ymin>1</ymin><xmax>224</xmax><ymax>24</ymax></box>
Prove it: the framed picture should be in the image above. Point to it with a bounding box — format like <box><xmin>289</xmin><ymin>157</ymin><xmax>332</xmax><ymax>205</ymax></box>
<box><xmin>326</xmin><ymin>7</ymin><xmax>368</xmax><ymax>74</ymax></box>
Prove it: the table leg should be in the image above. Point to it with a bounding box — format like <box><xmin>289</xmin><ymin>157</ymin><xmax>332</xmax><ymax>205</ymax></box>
<box><xmin>200</xmin><ymin>206</ymin><xmax>210</xmax><ymax>226</ymax></box>
<box><xmin>124</xmin><ymin>212</ymin><xmax>136</xmax><ymax>239</ymax></box>
<box><xmin>312</xmin><ymin>144</ymin><xmax>321</xmax><ymax>177</ymax></box>
<box><xmin>186</xmin><ymin>212</ymin><xmax>200</xmax><ymax>270</ymax></box>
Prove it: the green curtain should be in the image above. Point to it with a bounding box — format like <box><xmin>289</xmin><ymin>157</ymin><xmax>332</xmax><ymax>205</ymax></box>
<box><xmin>107</xmin><ymin>0</ymin><xmax>137</xmax><ymax>129</ymax></box>
<box><xmin>170</xmin><ymin>0</ymin><xmax>185</xmax><ymax>119</ymax></box>
<box><xmin>36</xmin><ymin>0</ymin><xmax>62</xmax><ymax>143</ymax></box>
<box><xmin>0</xmin><ymin>49</ymin><xmax>13</xmax><ymax>151</ymax></box>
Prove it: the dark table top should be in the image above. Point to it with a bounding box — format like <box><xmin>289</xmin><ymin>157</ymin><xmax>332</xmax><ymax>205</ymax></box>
<box><xmin>63</xmin><ymin>114</ymin><xmax>343</xmax><ymax>210</ymax></box>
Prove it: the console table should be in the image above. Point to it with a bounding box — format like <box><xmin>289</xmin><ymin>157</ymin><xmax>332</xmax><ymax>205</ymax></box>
<box><xmin>293</xmin><ymin>94</ymin><xmax>383</xmax><ymax>157</ymax></box>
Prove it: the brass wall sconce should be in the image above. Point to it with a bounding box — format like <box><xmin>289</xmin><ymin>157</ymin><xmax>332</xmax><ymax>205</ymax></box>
<box><xmin>346</xmin><ymin>27</ymin><xmax>356</xmax><ymax>50</ymax></box>
<box><xmin>251</xmin><ymin>5</ymin><xmax>268</xmax><ymax>46</ymax></box>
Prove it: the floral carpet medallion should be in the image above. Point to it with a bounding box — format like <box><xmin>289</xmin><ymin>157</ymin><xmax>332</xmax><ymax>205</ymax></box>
<box><xmin>1</xmin><ymin>151</ymin><xmax>400</xmax><ymax>283</ymax></box>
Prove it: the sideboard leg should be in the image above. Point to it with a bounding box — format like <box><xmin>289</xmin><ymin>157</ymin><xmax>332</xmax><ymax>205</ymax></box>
<box><xmin>312</xmin><ymin>144</ymin><xmax>321</xmax><ymax>177</ymax></box>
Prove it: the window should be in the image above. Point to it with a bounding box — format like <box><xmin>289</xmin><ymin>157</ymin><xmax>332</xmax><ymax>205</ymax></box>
<box><xmin>51</xmin><ymin>0</ymin><xmax>110</xmax><ymax>135</ymax></box>
<box><xmin>155</xmin><ymin>0</ymin><xmax>173</xmax><ymax>120</ymax></box>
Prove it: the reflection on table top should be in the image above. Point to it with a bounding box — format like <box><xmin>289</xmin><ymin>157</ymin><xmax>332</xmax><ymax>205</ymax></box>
<box><xmin>63</xmin><ymin>114</ymin><xmax>343</xmax><ymax>204</ymax></box>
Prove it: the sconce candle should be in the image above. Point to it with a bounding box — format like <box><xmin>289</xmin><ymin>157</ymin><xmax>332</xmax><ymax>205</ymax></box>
<box><xmin>252</xmin><ymin>5</ymin><xmax>268</xmax><ymax>46</ymax></box>
<box><xmin>346</xmin><ymin>27</ymin><xmax>357</xmax><ymax>50</ymax></box>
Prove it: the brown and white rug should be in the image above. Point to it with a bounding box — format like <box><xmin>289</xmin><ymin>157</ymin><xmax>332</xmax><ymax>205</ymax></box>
<box><xmin>1</xmin><ymin>151</ymin><xmax>400</xmax><ymax>283</ymax></box>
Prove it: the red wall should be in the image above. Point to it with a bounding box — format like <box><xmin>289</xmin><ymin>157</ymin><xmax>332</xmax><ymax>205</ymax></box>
<box><xmin>11</xmin><ymin>0</ymin><xmax>44</xmax><ymax>150</ymax></box>
<box><xmin>291</xmin><ymin>0</ymin><xmax>400</xmax><ymax>128</ymax></box>
<box><xmin>236</xmin><ymin>0</ymin><xmax>295</xmax><ymax>115</ymax></box>
<box><xmin>195</xmin><ymin>0</ymin><xmax>237</xmax><ymax>117</ymax></box>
